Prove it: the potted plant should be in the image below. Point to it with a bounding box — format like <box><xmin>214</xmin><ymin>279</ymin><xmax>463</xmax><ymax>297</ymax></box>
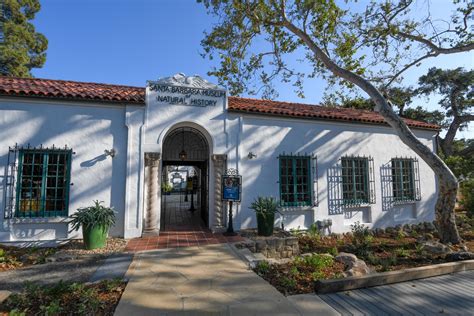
<box><xmin>69</xmin><ymin>200</ymin><xmax>116</xmax><ymax>250</ymax></box>
<box><xmin>250</xmin><ymin>196</ymin><xmax>280</xmax><ymax>236</ymax></box>
<box><xmin>162</xmin><ymin>181</ymin><xmax>173</xmax><ymax>195</ymax></box>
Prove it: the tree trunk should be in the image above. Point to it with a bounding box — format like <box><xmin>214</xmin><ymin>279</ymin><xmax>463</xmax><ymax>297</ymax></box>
<box><xmin>436</xmin><ymin>180</ymin><xmax>461</xmax><ymax>244</ymax></box>
<box><xmin>283</xmin><ymin>19</ymin><xmax>461</xmax><ymax>244</ymax></box>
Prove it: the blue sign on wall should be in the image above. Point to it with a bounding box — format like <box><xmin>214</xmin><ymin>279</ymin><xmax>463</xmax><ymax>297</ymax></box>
<box><xmin>222</xmin><ymin>175</ymin><xmax>242</xmax><ymax>202</ymax></box>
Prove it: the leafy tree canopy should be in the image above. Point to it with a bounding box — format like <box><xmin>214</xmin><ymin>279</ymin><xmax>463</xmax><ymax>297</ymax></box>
<box><xmin>403</xmin><ymin>106</ymin><xmax>446</xmax><ymax>127</ymax></box>
<box><xmin>198</xmin><ymin>0</ymin><xmax>473</xmax><ymax>243</ymax></box>
<box><xmin>0</xmin><ymin>0</ymin><xmax>48</xmax><ymax>77</ymax></box>
<box><xmin>199</xmin><ymin>0</ymin><xmax>473</xmax><ymax>99</ymax></box>
<box><xmin>444</xmin><ymin>139</ymin><xmax>474</xmax><ymax>180</ymax></box>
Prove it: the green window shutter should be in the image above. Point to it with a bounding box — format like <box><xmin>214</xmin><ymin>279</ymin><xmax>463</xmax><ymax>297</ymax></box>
<box><xmin>341</xmin><ymin>156</ymin><xmax>374</xmax><ymax>206</ymax></box>
<box><xmin>279</xmin><ymin>154</ymin><xmax>312</xmax><ymax>207</ymax></box>
<box><xmin>14</xmin><ymin>147</ymin><xmax>72</xmax><ymax>218</ymax></box>
<box><xmin>391</xmin><ymin>157</ymin><xmax>420</xmax><ymax>202</ymax></box>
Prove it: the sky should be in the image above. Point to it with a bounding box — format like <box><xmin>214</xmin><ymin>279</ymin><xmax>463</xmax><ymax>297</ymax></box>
<box><xmin>31</xmin><ymin>0</ymin><xmax>473</xmax><ymax>138</ymax></box>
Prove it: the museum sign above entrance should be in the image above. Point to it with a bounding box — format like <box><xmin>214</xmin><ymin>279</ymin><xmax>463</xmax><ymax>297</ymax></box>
<box><xmin>148</xmin><ymin>73</ymin><xmax>226</xmax><ymax>108</ymax></box>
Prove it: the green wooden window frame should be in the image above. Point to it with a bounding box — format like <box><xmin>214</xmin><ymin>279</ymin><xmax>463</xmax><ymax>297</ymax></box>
<box><xmin>15</xmin><ymin>149</ymin><xmax>72</xmax><ymax>217</ymax></box>
<box><xmin>341</xmin><ymin>157</ymin><xmax>372</xmax><ymax>205</ymax></box>
<box><xmin>391</xmin><ymin>158</ymin><xmax>420</xmax><ymax>202</ymax></box>
<box><xmin>279</xmin><ymin>155</ymin><xmax>312</xmax><ymax>207</ymax></box>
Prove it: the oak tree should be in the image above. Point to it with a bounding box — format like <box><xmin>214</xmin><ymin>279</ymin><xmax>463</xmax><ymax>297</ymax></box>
<box><xmin>417</xmin><ymin>67</ymin><xmax>473</xmax><ymax>157</ymax></box>
<box><xmin>199</xmin><ymin>0</ymin><xmax>474</xmax><ymax>243</ymax></box>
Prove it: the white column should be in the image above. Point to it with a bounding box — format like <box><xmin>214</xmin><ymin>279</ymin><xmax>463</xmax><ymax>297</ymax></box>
<box><xmin>212</xmin><ymin>154</ymin><xmax>227</xmax><ymax>232</ymax></box>
<box><xmin>143</xmin><ymin>152</ymin><xmax>161</xmax><ymax>235</ymax></box>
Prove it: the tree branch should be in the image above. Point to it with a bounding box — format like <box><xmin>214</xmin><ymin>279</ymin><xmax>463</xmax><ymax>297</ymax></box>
<box><xmin>384</xmin><ymin>51</ymin><xmax>438</xmax><ymax>88</ymax></box>
<box><xmin>397</xmin><ymin>31</ymin><xmax>474</xmax><ymax>54</ymax></box>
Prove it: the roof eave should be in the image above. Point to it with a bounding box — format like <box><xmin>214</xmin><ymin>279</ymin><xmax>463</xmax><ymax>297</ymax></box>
<box><xmin>0</xmin><ymin>92</ymin><xmax>146</xmax><ymax>106</ymax></box>
<box><xmin>227</xmin><ymin>108</ymin><xmax>440</xmax><ymax>132</ymax></box>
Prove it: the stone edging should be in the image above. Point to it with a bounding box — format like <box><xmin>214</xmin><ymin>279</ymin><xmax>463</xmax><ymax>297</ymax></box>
<box><xmin>314</xmin><ymin>259</ymin><xmax>474</xmax><ymax>294</ymax></box>
<box><xmin>229</xmin><ymin>243</ymin><xmax>267</xmax><ymax>268</ymax></box>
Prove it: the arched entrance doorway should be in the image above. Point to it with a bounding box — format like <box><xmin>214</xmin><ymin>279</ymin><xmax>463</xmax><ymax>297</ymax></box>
<box><xmin>161</xmin><ymin>126</ymin><xmax>210</xmax><ymax>231</ymax></box>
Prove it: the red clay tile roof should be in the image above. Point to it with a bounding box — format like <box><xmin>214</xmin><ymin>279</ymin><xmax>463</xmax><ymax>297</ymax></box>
<box><xmin>0</xmin><ymin>76</ymin><xmax>145</xmax><ymax>104</ymax></box>
<box><xmin>0</xmin><ymin>76</ymin><xmax>439</xmax><ymax>130</ymax></box>
<box><xmin>228</xmin><ymin>97</ymin><xmax>440</xmax><ymax>130</ymax></box>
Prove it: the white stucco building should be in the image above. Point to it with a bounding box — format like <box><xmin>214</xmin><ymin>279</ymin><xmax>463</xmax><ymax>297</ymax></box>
<box><xmin>0</xmin><ymin>74</ymin><xmax>440</xmax><ymax>243</ymax></box>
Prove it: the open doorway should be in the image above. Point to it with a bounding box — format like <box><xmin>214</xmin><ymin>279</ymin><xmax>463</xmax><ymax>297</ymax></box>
<box><xmin>161</xmin><ymin>127</ymin><xmax>209</xmax><ymax>231</ymax></box>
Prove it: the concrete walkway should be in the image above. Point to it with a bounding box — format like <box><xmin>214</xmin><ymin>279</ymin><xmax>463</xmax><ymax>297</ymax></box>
<box><xmin>114</xmin><ymin>244</ymin><xmax>338</xmax><ymax>316</ymax></box>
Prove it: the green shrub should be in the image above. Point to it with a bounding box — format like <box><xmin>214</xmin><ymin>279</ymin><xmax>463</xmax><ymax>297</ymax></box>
<box><xmin>328</xmin><ymin>246</ymin><xmax>338</xmax><ymax>257</ymax></box>
<box><xmin>254</xmin><ymin>261</ymin><xmax>270</xmax><ymax>276</ymax></box>
<box><xmin>280</xmin><ymin>276</ymin><xmax>297</xmax><ymax>290</ymax></box>
<box><xmin>350</xmin><ymin>221</ymin><xmax>373</xmax><ymax>255</ymax></box>
<box><xmin>307</xmin><ymin>223</ymin><xmax>321</xmax><ymax>238</ymax></box>
<box><xmin>460</xmin><ymin>179</ymin><xmax>474</xmax><ymax>218</ymax></box>
<box><xmin>379</xmin><ymin>255</ymin><xmax>398</xmax><ymax>272</ymax></box>
<box><xmin>394</xmin><ymin>247</ymin><xmax>410</xmax><ymax>258</ymax></box>
<box><xmin>295</xmin><ymin>254</ymin><xmax>334</xmax><ymax>270</ymax></box>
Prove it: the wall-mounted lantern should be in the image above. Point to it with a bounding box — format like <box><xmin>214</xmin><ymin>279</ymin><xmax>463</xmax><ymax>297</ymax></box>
<box><xmin>104</xmin><ymin>149</ymin><xmax>116</xmax><ymax>158</ymax></box>
<box><xmin>247</xmin><ymin>152</ymin><xmax>257</xmax><ymax>159</ymax></box>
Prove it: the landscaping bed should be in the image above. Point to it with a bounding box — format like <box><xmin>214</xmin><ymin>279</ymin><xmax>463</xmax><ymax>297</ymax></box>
<box><xmin>252</xmin><ymin>213</ymin><xmax>474</xmax><ymax>295</ymax></box>
<box><xmin>0</xmin><ymin>238</ymin><xmax>127</xmax><ymax>272</ymax></box>
<box><xmin>0</xmin><ymin>279</ymin><xmax>126</xmax><ymax>315</ymax></box>
<box><xmin>254</xmin><ymin>253</ymin><xmax>345</xmax><ymax>295</ymax></box>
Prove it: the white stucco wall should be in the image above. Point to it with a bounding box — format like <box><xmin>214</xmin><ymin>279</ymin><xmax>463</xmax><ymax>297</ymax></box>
<box><xmin>0</xmin><ymin>98</ymin><xmax>131</xmax><ymax>242</ymax></box>
<box><xmin>235</xmin><ymin>114</ymin><xmax>438</xmax><ymax>233</ymax></box>
<box><xmin>0</xmin><ymin>83</ymin><xmax>439</xmax><ymax>242</ymax></box>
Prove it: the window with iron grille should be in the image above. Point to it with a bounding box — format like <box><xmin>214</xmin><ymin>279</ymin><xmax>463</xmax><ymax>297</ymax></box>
<box><xmin>341</xmin><ymin>156</ymin><xmax>375</xmax><ymax>206</ymax></box>
<box><xmin>15</xmin><ymin>149</ymin><xmax>72</xmax><ymax>217</ymax></box>
<box><xmin>279</xmin><ymin>155</ymin><xmax>313</xmax><ymax>207</ymax></box>
<box><xmin>391</xmin><ymin>158</ymin><xmax>421</xmax><ymax>202</ymax></box>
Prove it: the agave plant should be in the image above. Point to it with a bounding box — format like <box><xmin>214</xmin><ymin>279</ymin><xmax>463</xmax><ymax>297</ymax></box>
<box><xmin>69</xmin><ymin>200</ymin><xmax>116</xmax><ymax>232</ymax></box>
<box><xmin>249</xmin><ymin>196</ymin><xmax>280</xmax><ymax>218</ymax></box>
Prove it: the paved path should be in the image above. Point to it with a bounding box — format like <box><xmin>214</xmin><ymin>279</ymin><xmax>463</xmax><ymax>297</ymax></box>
<box><xmin>319</xmin><ymin>270</ymin><xmax>474</xmax><ymax>315</ymax></box>
<box><xmin>114</xmin><ymin>244</ymin><xmax>339</xmax><ymax>316</ymax></box>
<box><xmin>125</xmin><ymin>231</ymin><xmax>244</xmax><ymax>252</ymax></box>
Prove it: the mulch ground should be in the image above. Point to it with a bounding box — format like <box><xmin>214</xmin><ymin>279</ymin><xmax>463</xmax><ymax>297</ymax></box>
<box><xmin>0</xmin><ymin>279</ymin><xmax>126</xmax><ymax>316</ymax></box>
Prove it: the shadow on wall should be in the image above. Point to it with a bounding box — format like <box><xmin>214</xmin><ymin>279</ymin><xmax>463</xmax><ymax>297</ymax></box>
<box><xmin>0</xmin><ymin>104</ymin><xmax>128</xmax><ymax>239</ymax></box>
<box><xmin>237</xmin><ymin>118</ymin><xmax>371</xmax><ymax>230</ymax></box>
<box><xmin>80</xmin><ymin>154</ymin><xmax>107</xmax><ymax>167</ymax></box>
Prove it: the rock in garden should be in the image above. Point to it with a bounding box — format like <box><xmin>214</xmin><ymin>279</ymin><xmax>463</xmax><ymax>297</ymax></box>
<box><xmin>422</xmin><ymin>241</ymin><xmax>452</xmax><ymax>255</ymax></box>
<box><xmin>0</xmin><ymin>290</ymin><xmax>11</xmax><ymax>304</ymax></box>
<box><xmin>446</xmin><ymin>252</ymin><xmax>474</xmax><ymax>261</ymax></box>
<box><xmin>335</xmin><ymin>252</ymin><xmax>358</xmax><ymax>266</ymax></box>
<box><xmin>255</xmin><ymin>240</ymin><xmax>267</xmax><ymax>252</ymax></box>
<box><xmin>343</xmin><ymin>259</ymin><xmax>371</xmax><ymax>277</ymax></box>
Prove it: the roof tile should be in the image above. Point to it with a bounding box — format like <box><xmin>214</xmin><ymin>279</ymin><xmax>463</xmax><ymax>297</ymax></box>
<box><xmin>228</xmin><ymin>96</ymin><xmax>439</xmax><ymax>130</ymax></box>
<box><xmin>0</xmin><ymin>76</ymin><xmax>144</xmax><ymax>104</ymax></box>
<box><xmin>0</xmin><ymin>76</ymin><xmax>439</xmax><ymax>130</ymax></box>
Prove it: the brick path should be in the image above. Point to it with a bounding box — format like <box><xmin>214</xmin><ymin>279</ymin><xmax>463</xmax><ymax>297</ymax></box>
<box><xmin>125</xmin><ymin>230</ymin><xmax>245</xmax><ymax>252</ymax></box>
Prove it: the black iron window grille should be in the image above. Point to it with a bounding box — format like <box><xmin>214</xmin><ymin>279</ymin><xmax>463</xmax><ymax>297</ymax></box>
<box><xmin>4</xmin><ymin>144</ymin><xmax>73</xmax><ymax>219</ymax></box>
<box><xmin>391</xmin><ymin>157</ymin><xmax>421</xmax><ymax>203</ymax></box>
<box><xmin>278</xmin><ymin>153</ymin><xmax>317</xmax><ymax>207</ymax></box>
<box><xmin>341</xmin><ymin>156</ymin><xmax>376</xmax><ymax>207</ymax></box>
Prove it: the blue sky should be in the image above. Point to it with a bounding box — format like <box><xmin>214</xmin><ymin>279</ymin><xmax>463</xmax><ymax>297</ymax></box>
<box><xmin>32</xmin><ymin>0</ymin><xmax>473</xmax><ymax>137</ymax></box>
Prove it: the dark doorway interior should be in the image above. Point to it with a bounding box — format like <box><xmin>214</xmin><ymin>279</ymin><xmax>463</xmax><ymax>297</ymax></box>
<box><xmin>161</xmin><ymin>161</ymin><xmax>208</xmax><ymax>231</ymax></box>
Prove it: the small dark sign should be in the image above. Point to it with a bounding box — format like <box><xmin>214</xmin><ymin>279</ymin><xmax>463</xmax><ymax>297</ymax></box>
<box><xmin>222</xmin><ymin>175</ymin><xmax>242</xmax><ymax>202</ymax></box>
